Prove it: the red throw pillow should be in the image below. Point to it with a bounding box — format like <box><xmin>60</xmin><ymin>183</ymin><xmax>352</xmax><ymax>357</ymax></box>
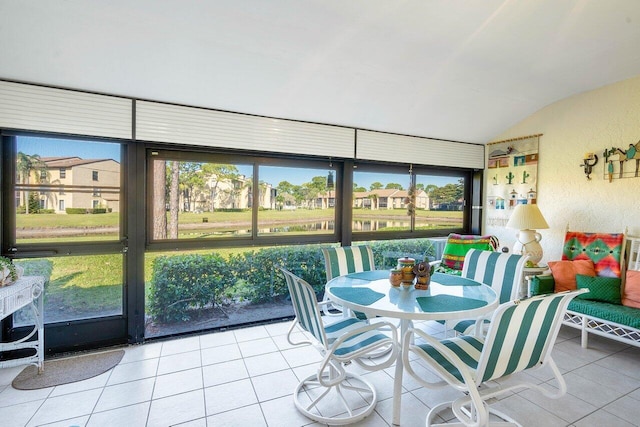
<box><xmin>622</xmin><ymin>270</ymin><xmax>640</xmax><ymax>309</ymax></box>
<box><xmin>548</xmin><ymin>259</ymin><xmax>596</xmax><ymax>292</ymax></box>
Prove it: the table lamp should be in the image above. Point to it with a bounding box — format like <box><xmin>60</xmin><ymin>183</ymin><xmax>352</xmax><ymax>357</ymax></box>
<box><xmin>506</xmin><ymin>203</ymin><xmax>549</xmax><ymax>266</ymax></box>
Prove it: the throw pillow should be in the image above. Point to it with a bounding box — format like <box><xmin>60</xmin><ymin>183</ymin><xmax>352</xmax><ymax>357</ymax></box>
<box><xmin>562</xmin><ymin>232</ymin><xmax>624</xmax><ymax>278</ymax></box>
<box><xmin>529</xmin><ymin>275</ymin><xmax>555</xmax><ymax>296</ymax></box>
<box><xmin>575</xmin><ymin>274</ymin><xmax>622</xmax><ymax>304</ymax></box>
<box><xmin>548</xmin><ymin>259</ymin><xmax>596</xmax><ymax>292</ymax></box>
<box><xmin>441</xmin><ymin>234</ymin><xmax>498</xmax><ymax>271</ymax></box>
<box><xmin>622</xmin><ymin>270</ymin><xmax>640</xmax><ymax>309</ymax></box>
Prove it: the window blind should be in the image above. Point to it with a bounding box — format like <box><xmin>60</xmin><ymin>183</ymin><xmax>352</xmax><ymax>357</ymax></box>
<box><xmin>136</xmin><ymin>101</ymin><xmax>355</xmax><ymax>158</ymax></box>
<box><xmin>357</xmin><ymin>130</ymin><xmax>484</xmax><ymax>169</ymax></box>
<box><xmin>0</xmin><ymin>81</ymin><xmax>132</xmax><ymax>139</ymax></box>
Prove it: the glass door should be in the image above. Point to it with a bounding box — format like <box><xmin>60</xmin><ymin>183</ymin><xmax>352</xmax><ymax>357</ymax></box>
<box><xmin>2</xmin><ymin>134</ymin><xmax>128</xmax><ymax>353</ymax></box>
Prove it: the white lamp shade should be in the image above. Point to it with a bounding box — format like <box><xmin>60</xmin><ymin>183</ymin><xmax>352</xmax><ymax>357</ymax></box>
<box><xmin>506</xmin><ymin>204</ymin><xmax>549</xmax><ymax>230</ymax></box>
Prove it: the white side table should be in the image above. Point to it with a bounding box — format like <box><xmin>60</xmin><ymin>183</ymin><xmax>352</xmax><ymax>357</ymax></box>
<box><xmin>522</xmin><ymin>265</ymin><xmax>549</xmax><ymax>298</ymax></box>
<box><xmin>0</xmin><ymin>276</ymin><xmax>45</xmax><ymax>373</ymax></box>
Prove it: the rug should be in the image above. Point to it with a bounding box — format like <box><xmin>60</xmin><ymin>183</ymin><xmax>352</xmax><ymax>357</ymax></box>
<box><xmin>12</xmin><ymin>349</ymin><xmax>125</xmax><ymax>390</ymax></box>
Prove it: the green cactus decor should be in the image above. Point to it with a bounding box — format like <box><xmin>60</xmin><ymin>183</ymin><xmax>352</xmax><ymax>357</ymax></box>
<box><xmin>506</xmin><ymin>172</ymin><xmax>515</xmax><ymax>184</ymax></box>
<box><xmin>522</xmin><ymin>170</ymin><xmax>530</xmax><ymax>183</ymax></box>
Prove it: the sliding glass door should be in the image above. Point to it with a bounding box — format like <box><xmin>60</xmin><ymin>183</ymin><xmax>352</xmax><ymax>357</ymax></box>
<box><xmin>2</xmin><ymin>134</ymin><xmax>128</xmax><ymax>352</ymax></box>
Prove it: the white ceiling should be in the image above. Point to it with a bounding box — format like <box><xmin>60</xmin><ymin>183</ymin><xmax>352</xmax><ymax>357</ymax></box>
<box><xmin>2</xmin><ymin>1</ymin><xmax>640</xmax><ymax>144</ymax></box>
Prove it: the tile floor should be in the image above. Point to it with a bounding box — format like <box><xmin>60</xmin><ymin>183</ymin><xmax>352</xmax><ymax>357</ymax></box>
<box><xmin>0</xmin><ymin>319</ymin><xmax>639</xmax><ymax>427</ymax></box>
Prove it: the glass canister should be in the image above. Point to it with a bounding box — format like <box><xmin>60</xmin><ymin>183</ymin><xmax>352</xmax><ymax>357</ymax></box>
<box><xmin>389</xmin><ymin>269</ymin><xmax>402</xmax><ymax>287</ymax></box>
<box><xmin>397</xmin><ymin>257</ymin><xmax>416</xmax><ymax>284</ymax></box>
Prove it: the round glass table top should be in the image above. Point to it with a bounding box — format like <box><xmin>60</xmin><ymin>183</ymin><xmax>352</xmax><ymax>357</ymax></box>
<box><xmin>325</xmin><ymin>271</ymin><xmax>498</xmax><ymax>321</ymax></box>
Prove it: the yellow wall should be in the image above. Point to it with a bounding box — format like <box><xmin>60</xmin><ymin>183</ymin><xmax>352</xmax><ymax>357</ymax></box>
<box><xmin>485</xmin><ymin>74</ymin><xmax>640</xmax><ymax>264</ymax></box>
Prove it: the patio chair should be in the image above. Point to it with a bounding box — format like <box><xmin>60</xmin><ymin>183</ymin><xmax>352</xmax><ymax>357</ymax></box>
<box><xmin>446</xmin><ymin>249</ymin><xmax>528</xmax><ymax>336</ymax></box>
<box><xmin>321</xmin><ymin>245</ymin><xmax>376</xmax><ymax>319</ymax></box>
<box><xmin>433</xmin><ymin>233</ymin><xmax>500</xmax><ymax>276</ymax></box>
<box><xmin>279</xmin><ymin>268</ymin><xmax>398</xmax><ymax>425</ymax></box>
<box><xmin>403</xmin><ymin>289</ymin><xmax>586</xmax><ymax>427</ymax></box>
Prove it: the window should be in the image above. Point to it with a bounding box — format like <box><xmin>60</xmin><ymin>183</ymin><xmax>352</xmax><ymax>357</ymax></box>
<box><xmin>257</xmin><ymin>164</ymin><xmax>336</xmax><ymax>236</ymax></box>
<box><xmin>149</xmin><ymin>156</ymin><xmax>252</xmax><ymax>240</ymax></box>
<box><xmin>60</xmin><ymin>168</ymin><xmax>66</xmax><ymax>179</ymax></box>
<box><xmin>92</xmin><ymin>170</ymin><xmax>98</xmax><ymax>181</ymax></box>
<box><xmin>92</xmin><ymin>200</ymin><xmax>99</xmax><ymax>208</ymax></box>
<box><xmin>40</xmin><ymin>170</ymin><xmax>47</xmax><ymax>181</ymax></box>
<box><xmin>352</xmin><ymin>165</ymin><xmax>468</xmax><ymax>238</ymax></box>
<box><xmin>148</xmin><ymin>151</ymin><xmax>339</xmax><ymax>243</ymax></box>
<box><xmin>14</xmin><ymin>136</ymin><xmax>121</xmax><ymax>243</ymax></box>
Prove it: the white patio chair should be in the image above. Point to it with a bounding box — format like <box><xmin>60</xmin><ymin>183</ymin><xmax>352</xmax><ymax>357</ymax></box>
<box><xmin>446</xmin><ymin>249</ymin><xmax>528</xmax><ymax>336</ymax></box>
<box><xmin>280</xmin><ymin>268</ymin><xmax>398</xmax><ymax>425</ymax></box>
<box><xmin>403</xmin><ymin>289</ymin><xmax>587</xmax><ymax>427</ymax></box>
<box><xmin>321</xmin><ymin>245</ymin><xmax>376</xmax><ymax>318</ymax></box>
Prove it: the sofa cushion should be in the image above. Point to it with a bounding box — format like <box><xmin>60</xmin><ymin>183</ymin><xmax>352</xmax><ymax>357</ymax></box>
<box><xmin>562</xmin><ymin>231</ymin><xmax>624</xmax><ymax>278</ymax></box>
<box><xmin>440</xmin><ymin>234</ymin><xmax>498</xmax><ymax>271</ymax></box>
<box><xmin>575</xmin><ymin>274</ymin><xmax>621</xmax><ymax>304</ymax></box>
<box><xmin>568</xmin><ymin>299</ymin><xmax>640</xmax><ymax>329</ymax></box>
<box><xmin>548</xmin><ymin>259</ymin><xmax>596</xmax><ymax>292</ymax></box>
<box><xmin>622</xmin><ymin>270</ymin><xmax>640</xmax><ymax>309</ymax></box>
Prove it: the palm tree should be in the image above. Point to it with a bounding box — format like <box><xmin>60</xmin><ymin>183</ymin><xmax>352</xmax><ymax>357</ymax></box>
<box><xmin>16</xmin><ymin>152</ymin><xmax>48</xmax><ymax>214</ymax></box>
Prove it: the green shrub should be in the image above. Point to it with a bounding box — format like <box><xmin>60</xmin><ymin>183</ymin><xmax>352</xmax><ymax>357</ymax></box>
<box><xmin>91</xmin><ymin>208</ymin><xmax>107</xmax><ymax>214</ymax></box>
<box><xmin>227</xmin><ymin>245</ymin><xmax>326</xmax><ymax>303</ymax></box>
<box><xmin>148</xmin><ymin>253</ymin><xmax>232</xmax><ymax>323</ymax></box>
<box><xmin>147</xmin><ymin>239</ymin><xmax>440</xmax><ymax>323</ymax></box>
<box><xmin>367</xmin><ymin>238</ymin><xmax>437</xmax><ymax>268</ymax></box>
<box><xmin>66</xmin><ymin>208</ymin><xmax>87</xmax><ymax>214</ymax></box>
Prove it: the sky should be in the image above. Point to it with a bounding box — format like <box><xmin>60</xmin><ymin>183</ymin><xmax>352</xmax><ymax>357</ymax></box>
<box><xmin>17</xmin><ymin>136</ymin><xmax>458</xmax><ymax>189</ymax></box>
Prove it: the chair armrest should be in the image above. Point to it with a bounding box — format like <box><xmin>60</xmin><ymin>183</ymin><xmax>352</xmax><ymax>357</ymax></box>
<box><xmin>528</xmin><ymin>274</ymin><xmax>555</xmax><ymax>296</ymax></box>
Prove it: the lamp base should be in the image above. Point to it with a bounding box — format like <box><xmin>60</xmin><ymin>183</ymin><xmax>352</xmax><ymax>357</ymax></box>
<box><xmin>513</xmin><ymin>229</ymin><xmax>543</xmax><ymax>266</ymax></box>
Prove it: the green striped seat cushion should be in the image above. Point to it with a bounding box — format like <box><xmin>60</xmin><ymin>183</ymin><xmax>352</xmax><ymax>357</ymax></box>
<box><xmin>568</xmin><ymin>300</ymin><xmax>640</xmax><ymax>329</ymax></box>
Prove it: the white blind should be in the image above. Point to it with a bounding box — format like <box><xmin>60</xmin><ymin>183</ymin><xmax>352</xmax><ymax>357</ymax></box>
<box><xmin>136</xmin><ymin>101</ymin><xmax>355</xmax><ymax>158</ymax></box>
<box><xmin>0</xmin><ymin>81</ymin><xmax>132</xmax><ymax>139</ymax></box>
<box><xmin>357</xmin><ymin>130</ymin><xmax>484</xmax><ymax>169</ymax></box>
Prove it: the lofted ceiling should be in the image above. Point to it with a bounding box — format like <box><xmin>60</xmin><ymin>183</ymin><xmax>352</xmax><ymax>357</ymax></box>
<box><xmin>1</xmin><ymin>1</ymin><xmax>640</xmax><ymax>144</ymax></box>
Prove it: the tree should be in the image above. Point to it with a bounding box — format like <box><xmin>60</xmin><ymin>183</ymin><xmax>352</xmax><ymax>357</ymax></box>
<box><xmin>370</xmin><ymin>182</ymin><xmax>383</xmax><ymax>190</ymax></box>
<box><xmin>152</xmin><ymin>159</ymin><xmax>167</xmax><ymax>239</ymax></box>
<box><xmin>385</xmin><ymin>182</ymin><xmax>404</xmax><ymax>190</ymax></box>
<box><xmin>16</xmin><ymin>152</ymin><xmax>48</xmax><ymax>214</ymax></box>
<box><xmin>179</xmin><ymin>162</ymin><xmax>205</xmax><ymax>212</ymax></box>
<box><xmin>201</xmin><ymin>164</ymin><xmax>240</xmax><ymax>211</ymax></box>
<box><xmin>168</xmin><ymin>161</ymin><xmax>180</xmax><ymax>239</ymax></box>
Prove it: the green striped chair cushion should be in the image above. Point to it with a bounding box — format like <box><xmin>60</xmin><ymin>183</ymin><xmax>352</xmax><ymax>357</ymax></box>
<box><xmin>322</xmin><ymin>246</ymin><xmax>376</xmax><ymax>281</ymax></box>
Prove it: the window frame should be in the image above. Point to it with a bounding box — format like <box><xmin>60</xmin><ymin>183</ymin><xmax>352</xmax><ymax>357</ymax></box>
<box><xmin>145</xmin><ymin>147</ymin><xmax>343</xmax><ymax>252</ymax></box>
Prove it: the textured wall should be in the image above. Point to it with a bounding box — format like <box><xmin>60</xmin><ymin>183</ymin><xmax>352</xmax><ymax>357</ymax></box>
<box><xmin>485</xmin><ymin>74</ymin><xmax>640</xmax><ymax>263</ymax></box>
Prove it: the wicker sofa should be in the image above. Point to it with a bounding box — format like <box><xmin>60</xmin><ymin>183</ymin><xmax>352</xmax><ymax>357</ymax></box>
<box><xmin>528</xmin><ymin>233</ymin><xmax>640</xmax><ymax>349</ymax></box>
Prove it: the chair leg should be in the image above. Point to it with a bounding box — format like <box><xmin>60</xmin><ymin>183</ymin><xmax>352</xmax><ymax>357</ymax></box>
<box><xmin>292</xmin><ymin>363</ymin><xmax>378</xmax><ymax>425</ymax></box>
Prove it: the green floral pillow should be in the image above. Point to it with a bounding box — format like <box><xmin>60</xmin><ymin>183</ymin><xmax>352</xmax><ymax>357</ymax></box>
<box><xmin>575</xmin><ymin>274</ymin><xmax>622</xmax><ymax>304</ymax></box>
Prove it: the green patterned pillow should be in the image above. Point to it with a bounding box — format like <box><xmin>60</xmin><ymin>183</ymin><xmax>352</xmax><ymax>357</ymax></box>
<box><xmin>575</xmin><ymin>274</ymin><xmax>621</xmax><ymax>304</ymax></box>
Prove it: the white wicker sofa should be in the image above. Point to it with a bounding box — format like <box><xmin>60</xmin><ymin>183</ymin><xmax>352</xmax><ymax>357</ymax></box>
<box><xmin>528</xmin><ymin>234</ymin><xmax>640</xmax><ymax>349</ymax></box>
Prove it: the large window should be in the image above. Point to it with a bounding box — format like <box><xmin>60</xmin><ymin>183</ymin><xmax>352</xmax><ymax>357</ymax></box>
<box><xmin>352</xmin><ymin>165</ymin><xmax>467</xmax><ymax>238</ymax></box>
<box><xmin>148</xmin><ymin>150</ymin><xmax>338</xmax><ymax>244</ymax></box>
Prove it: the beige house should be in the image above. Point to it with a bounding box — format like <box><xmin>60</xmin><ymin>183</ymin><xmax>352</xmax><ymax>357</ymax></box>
<box><xmin>352</xmin><ymin>188</ymin><xmax>429</xmax><ymax>210</ymax></box>
<box><xmin>38</xmin><ymin>157</ymin><xmax>121</xmax><ymax>213</ymax></box>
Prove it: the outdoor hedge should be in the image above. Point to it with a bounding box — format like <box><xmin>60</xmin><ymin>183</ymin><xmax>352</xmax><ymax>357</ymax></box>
<box><xmin>148</xmin><ymin>239</ymin><xmax>439</xmax><ymax>324</ymax></box>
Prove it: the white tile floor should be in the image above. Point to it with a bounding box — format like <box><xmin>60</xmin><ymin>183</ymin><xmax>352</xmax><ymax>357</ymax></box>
<box><xmin>1</xmin><ymin>320</ymin><xmax>639</xmax><ymax>427</ymax></box>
